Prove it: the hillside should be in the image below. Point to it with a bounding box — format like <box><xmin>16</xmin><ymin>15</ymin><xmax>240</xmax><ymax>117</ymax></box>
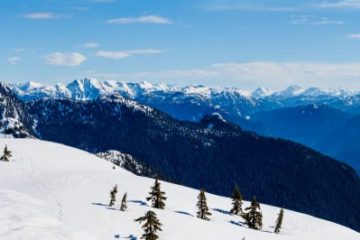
<box><xmin>9</xmin><ymin>79</ymin><xmax>360</xmax><ymax>173</ymax></box>
<box><xmin>316</xmin><ymin>115</ymin><xmax>360</xmax><ymax>173</ymax></box>
<box><xmin>253</xmin><ymin>104</ymin><xmax>352</xmax><ymax>148</ymax></box>
<box><xmin>22</xmin><ymin>96</ymin><xmax>360</xmax><ymax>231</ymax></box>
<box><xmin>0</xmin><ymin>139</ymin><xmax>358</xmax><ymax>240</ymax></box>
<box><xmin>0</xmin><ymin>80</ymin><xmax>357</xmax><ymax>231</ymax></box>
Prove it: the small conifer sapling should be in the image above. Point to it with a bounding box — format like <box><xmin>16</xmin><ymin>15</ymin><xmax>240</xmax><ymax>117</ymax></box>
<box><xmin>230</xmin><ymin>185</ymin><xmax>243</xmax><ymax>215</ymax></box>
<box><xmin>196</xmin><ymin>189</ymin><xmax>212</xmax><ymax>221</ymax></box>
<box><xmin>135</xmin><ymin>210</ymin><xmax>162</xmax><ymax>240</ymax></box>
<box><xmin>0</xmin><ymin>145</ymin><xmax>12</xmax><ymax>162</ymax></box>
<box><xmin>244</xmin><ymin>196</ymin><xmax>263</xmax><ymax>230</ymax></box>
<box><xmin>274</xmin><ymin>208</ymin><xmax>284</xmax><ymax>234</ymax></box>
<box><xmin>146</xmin><ymin>178</ymin><xmax>167</xmax><ymax>209</ymax></box>
<box><xmin>120</xmin><ymin>192</ymin><xmax>127</xmax><ymax>211</ymax></box>
<box><xmin>109</xmin><ymin>184</ymin><xmax>118</xmax><ymax>207</ymax></box>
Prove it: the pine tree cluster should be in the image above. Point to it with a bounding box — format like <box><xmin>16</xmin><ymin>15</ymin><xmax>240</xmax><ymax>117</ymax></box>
<box><xmin>106</xmin><ymin>178</ymin><xmax>285</xmax><ymax>239</ymax></box>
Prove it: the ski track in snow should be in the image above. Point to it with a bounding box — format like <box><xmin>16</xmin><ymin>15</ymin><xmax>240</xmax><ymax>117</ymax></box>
<box><xmin>23</xmin><ymin>154</ymin><xmax>63</xmax><ymax>221</ymax></box>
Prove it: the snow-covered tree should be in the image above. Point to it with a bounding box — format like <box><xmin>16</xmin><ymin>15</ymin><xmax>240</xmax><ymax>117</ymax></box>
<box><xmin>0</xmin><ymin>145</ymin><xmax>12</xmax><ymax>162</ymax></box>
<box><xmin>146</xmin><ymin>178</ymin><xmax>166</xmax><ymax>209</ymax></box>
<box><xmin>274</xmin><ymin>208</ymin><xmax>284</xmax><ymax>234</ymax></box>
<box><xmin>135</xmin><ymin>210</ymin><xmax>162</xmax><ymax>240</ymax></box>
<box><xmin>230</xmin><ymin>185</ymin><xmax>243</xmax><ymax>215</ymax></box>
<box><xmin>196</xmin><ymin>189</ymin><xmax>211</xmax><ymax>221</ymax></box>
<box><xmin>120</xmin><ymin>192</ymin><xmax>127</xmax><ymax>211</ymax></box>
<box><xmin>109</xmin><ymin>184</ymin><xmax>118</xmax><ymax>207</ymax></box>
<box><xmin>244</xmin><ymin>196</ymin><xmax>263</xmax><ymax>230</ymax></box>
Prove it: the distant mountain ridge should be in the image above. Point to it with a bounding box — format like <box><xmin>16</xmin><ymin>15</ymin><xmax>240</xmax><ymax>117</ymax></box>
<box><xmin>8</xmin><ymin>79</ymin><xmax>360</xmax><ymax>174</ymax></box>
<box><xmin>11</xmin><ymin>78</ymin><xmax>358</xmax><ymax>102</ymax></box>
<box><xmin>10</xmin><ymin>79</ymin><xmax>360</xmax><ymax>128</ymax></box>
<box><xmin>10</xmin><ymin>78</ymin><xmax>360</xmax><ymax>129</ymax></box>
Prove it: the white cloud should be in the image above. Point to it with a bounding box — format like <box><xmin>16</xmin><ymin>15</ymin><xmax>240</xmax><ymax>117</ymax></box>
<box><xmin>82</xmin><ymin>42</ymin><xmax>99</xmax><ymax>48</ymax></box>
<box><xmin>313</xmin><ymin>0</ymin><xmax>360</xmax><ymax>9</ymax></box>
<box><xmin>348</xmin><ymin>33</ymin><xmax>360</xmax><ymax>39</ymax></box>
<box><xmin>20</xmin><ymin>12</ymin><xmax>65</xmax><ymax>20</ymax></box>
<box><xmin>107</xmin><ymin>15</ymin><xmax>172</xmax><ymax>25</ymax></box>
<box><xmin>95</xmin><ymin>49</ymin><xmax>162</xmax><ymax>59</ymax></box>
<box><xmin>7</xmin><ymin>57</ymin><xmax>21</xmax><ymax>65</ymax></box>
<box><xmin>45</xmin><ymin>52</ymin><xmax>87</xmax><ymax>66</ymax></box>
<box><xmin>86</xmin><ymin>62</ymin><xmax>360</xmax><ymax>90</ymax></box>
<box><xmin>290</xmin><ymin>15</ymin><xmax>344</xmax><ymax>25</ymax></box>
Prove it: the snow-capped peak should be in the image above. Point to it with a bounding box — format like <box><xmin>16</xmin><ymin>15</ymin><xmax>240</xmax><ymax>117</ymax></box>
<box><xmin>251</xmin><ymin>87</ymin><xmax>273</xmax><ymax>99</ymax></box>
<box><xmin>182</xmin><ymin>85</ymin><xmax>211</xmax><ymax>98</ymax></box>
<box><xmin>276</xmin><ymin>85</ymin><xmax>304</xmax><ymax>97</ymax></box>
<box><xmin>18</xmin><ymin>81</ymin><xmax>43</xmax><ymax>91</ymax></box>
<box><xmin>301</xmin><ymin>87</ymin><xmax>328</xmax><ymax>97</ymax></box>
<box><xmin>138</xmin><ymin>81</ymin><xmax>155</xmax><ymax>90</ymax></box>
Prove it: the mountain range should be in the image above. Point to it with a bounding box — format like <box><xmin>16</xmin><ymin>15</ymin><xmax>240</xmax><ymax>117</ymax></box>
<box><xmin>8</xmin><ymin>78</ymin><xmax>360</xmax><ymax>173</ymax></box>
<box><xmin>0</xmin><ymin>81</ymin><xmax>359</xmax><ymax>231</ymax></box>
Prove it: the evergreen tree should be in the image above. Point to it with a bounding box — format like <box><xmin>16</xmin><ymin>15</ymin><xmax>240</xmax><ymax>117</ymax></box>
<box><xmin>109</xmin><ymin>184</ymin><xmax>118</xmax><ymax>207</ymax></box>
<box><xmin>196</xmin><ymin>189</ymin><xmax>211</xmax><ymax>221</ymax></box>
<box><xmin>230</xmin><ymin>185</ymin><xmax>243</xmax><ymax>215</ymax></box>
<box><xmin>120</xmin><ymin>192</ymin><xmax>127</xmax><ymax>211</ymax></box>
<box><xmin>135</xmin><ymin>210</ymin><xmax>162</xmax><ymax>240</ymax></box>
<box><xmin>244</xmin><ymin>196</ymin><xmax>263</xmax><ymax>230</ymax></box>
<box><xmin>274</xmin><ymin>208</ymin><xmax>284</xmax><ymax>234</ymax></box>
<box><xmin>146</xmin><ymin>178</ymin><xmax>166</xmax><ymax>209</ymax></box>
<box><xmin>0</xmin><ymin>145</ymin><xmax>12</xmax><ymax>162</ymax></box>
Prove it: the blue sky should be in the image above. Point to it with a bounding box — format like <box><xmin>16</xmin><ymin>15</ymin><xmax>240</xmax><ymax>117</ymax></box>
<box><xmin>1</xmin><ymin>0</ymin><xmax>360</xmax><ymax>90</ymax></box>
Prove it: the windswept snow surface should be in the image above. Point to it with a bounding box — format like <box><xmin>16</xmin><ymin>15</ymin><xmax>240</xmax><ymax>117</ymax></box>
<box><xmin>0</xmin><ymin>139</ymin><xmax>358</xmax><ymax>240</ymax></box>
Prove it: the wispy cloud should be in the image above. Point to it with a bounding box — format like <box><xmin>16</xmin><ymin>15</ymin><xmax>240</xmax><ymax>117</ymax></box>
<box><xmin>82</xmin><ymin>42</ymin><xmax>100</xmax><ymax>48</ymax></box>
<box><xmin>14</xmin><ymin>48</ymin><xmax>24</xmax><ymax>53</ymax></box>
<box><xmin>290</xmin><ymin>15</ymin><xmax>344</xmax><ymax>25</ymax></box>
<box><xmin>7</xmin><ymin>57</ymin><xmax>21</xmax><ymax>65</ymax></box>
<box><xmin>347</xmin><ymin>33</ymin><xmax>360</xmax><ymax>39</ymax></box>
<box><xmin>91</xmin><ymin>0</ymin><xmax>116</xmax><ymax>3</ymax></box>
<box><xmin>107</xmin><ymin>15</ymin><xmax>172</xmax><ymax>25</ymax></box>
<box><xmin>313</xmin><ymin>0</ymin><xmax>360</xmax><ymax>9</ymax></box>
<box><xmin>95</xmin><ymin>49</ymin><xmax>162</xmax><ymax>59</ymax></box>
<box><xmin>45</xmin><ymin>52</ymin><xmax>86</xmax><ymax>66</ymax></box>
<box><xmin>72</xmin><ymin>6</ymin><xmax>91</xmax><ymax>11</ymax></box>
<box><xmin>20</xmin><ymin>12</ymin><xmax>66</xmax><ymax>20</ymax></box>
<box><xmin>204</xmin><ymin>4</ymin><xmax>300</xmax><ymax>12</ymax></box>
<box><xmin>85</xmin><ymin>62</ymin><xmax>360</xmax><ymax>90</ymax></box>
<box><xmin>205</xmin><ymin>1</ymin><xmax>360</xmax><ymax>12</ymax></box>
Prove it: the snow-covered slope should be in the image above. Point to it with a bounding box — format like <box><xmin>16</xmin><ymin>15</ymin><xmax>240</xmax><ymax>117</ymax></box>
<box><xmin>0</xmin><ymin>139</ymin><xmax>358</xmax><ymax>239</ymax></box>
